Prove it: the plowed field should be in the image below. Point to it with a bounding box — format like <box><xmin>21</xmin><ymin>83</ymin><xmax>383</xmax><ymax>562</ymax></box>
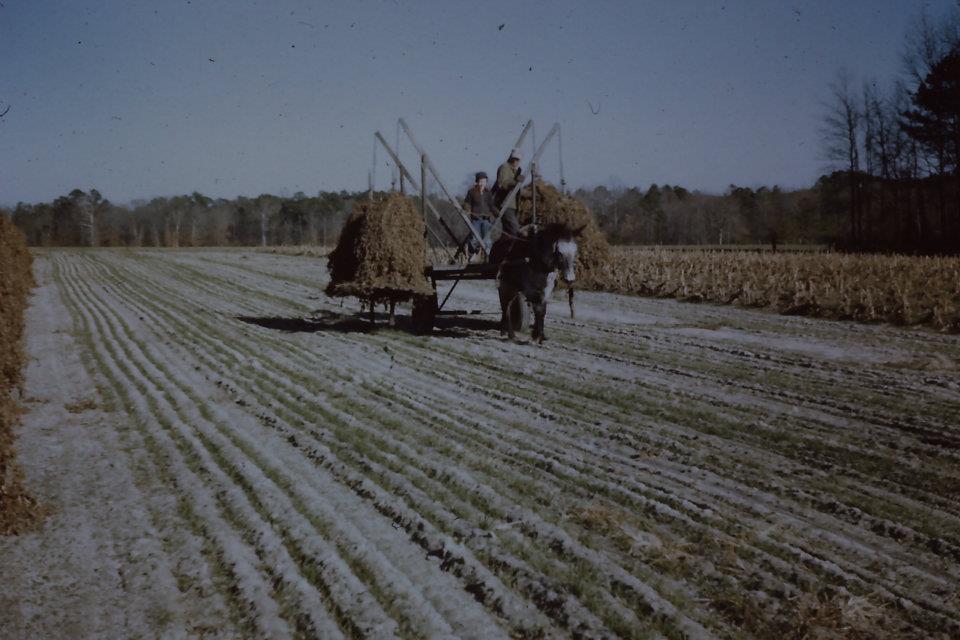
<box><xmin>2</xmin><ymin>249</ymin><xmax>958</xmax><ymax>639</ymax></box>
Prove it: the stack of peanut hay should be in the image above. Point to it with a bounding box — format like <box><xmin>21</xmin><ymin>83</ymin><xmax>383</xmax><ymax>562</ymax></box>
<box><xmin>517</xmin><ymin>181</ymin><xmax>611</xmax><ymax>289</ymax></box>
<box><xmin>326</xmin><ymin>193</ymin><xmax>433</xmax><ymax>304</ymax></box>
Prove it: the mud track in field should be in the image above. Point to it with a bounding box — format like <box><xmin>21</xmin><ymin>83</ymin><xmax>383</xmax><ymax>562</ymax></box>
<box><xmin>3</xmin><ymin>249</ymin><xmax>959</xmax><ymax>639</ymax></box>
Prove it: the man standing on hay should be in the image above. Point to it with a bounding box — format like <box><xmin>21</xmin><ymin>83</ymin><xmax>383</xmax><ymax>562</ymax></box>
<box><xmin>463</xmin><ymin>171</ymin><xmax>495</xmax><ymax>261</ymax></box>
<box><xmin>493</xmin><ymin>148</ymin><xmax>523</xmax><ymax>238</ymax></box>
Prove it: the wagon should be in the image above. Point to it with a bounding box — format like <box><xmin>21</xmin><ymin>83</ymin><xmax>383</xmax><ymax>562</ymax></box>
<box><xmin>372</xmin><ymin>118</ymin><xmax>564</xmax><ymax>333</ymax></box>
<box><xmin>409</xmin><ymin>263</ymin><xmax>503</xmax><ymax>333</ymax></box>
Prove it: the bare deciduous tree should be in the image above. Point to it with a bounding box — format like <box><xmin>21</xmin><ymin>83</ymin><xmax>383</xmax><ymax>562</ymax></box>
<box><xmin>903</xmin><ymin>6</ymin><xmax>960</xmax><ymax>83</ymax></box>
<box><xmin>256</xmin><ymin>198</ymin><xmax>281</xmax><ymax>247</ymax></box>
<box><xmin>821</xmin><ymin>69</ymin><xmax>862</xmax><ymax>242</ymax></box>
<box><xmin>69</xmin><ymin>188</ymin><xmax>102</xmax><ymax>247</ymax></box>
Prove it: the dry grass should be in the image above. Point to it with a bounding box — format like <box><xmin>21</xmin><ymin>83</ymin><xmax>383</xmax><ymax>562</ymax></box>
<box><xmin>64</xmin><ymin>398</ymin><xmax>97</xmax><ymax>414</ymax></box>
<box><xmin>789</xmin><ymin>591</ymin><xmax>889</xmax><ymax>639</ymax></box>
<box><xmin>258</xmin><ymin>245</ymin><xmax>333</xmax><ymax>257</ymax></box>
<box><xmin>569</xmin><ymin>500</ymin><xmax>903</xmax><ymax>637</ymax></box>
<box><xmin>568</xmin><ymin>502</ymin><xmax>667</xmax><ymax>559</ymax></box>
<box><xmin>1</xmin><ymin>214</ymin><xmax>42</xmax><ymax>535</ymax></box>
<box><xmin>592</xmin><ymin>247</ymin><xmax>960</xmax><ymax>332</ymax></box>
<box><xmin>709</xmin><ymin>588</ymin><xmax>892</xmax><ymax>640</ymax></box>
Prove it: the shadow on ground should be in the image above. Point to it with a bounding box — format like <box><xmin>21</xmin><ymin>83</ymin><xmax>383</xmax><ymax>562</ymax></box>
<box><xmin>236</xmin><ymin>309</ymin><xmax>501</xmax><ymax>338</ymax></box>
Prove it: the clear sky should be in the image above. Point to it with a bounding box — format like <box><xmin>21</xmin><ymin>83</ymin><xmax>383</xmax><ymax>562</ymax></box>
<box><xmin>1</xmin><ymin>0</ymin><xmax>956</xmax><ymax>205</ymax></box>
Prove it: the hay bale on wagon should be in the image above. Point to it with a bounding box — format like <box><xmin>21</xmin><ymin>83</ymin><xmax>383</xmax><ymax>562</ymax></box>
<box><xmin>326</xmin><ymin>193</ymin><xmax>433</xmax><ymax>303</ymax></box>
<box><xmin>517</xmin><ymin>181</ymin><xmax>611</xmax><ymax>288</ymax></box>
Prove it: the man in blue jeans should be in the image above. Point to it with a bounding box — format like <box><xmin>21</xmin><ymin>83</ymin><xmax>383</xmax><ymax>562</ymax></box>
<box><xmin>463</xmin><ymin>171</ymin><xmax>495</xmax><ymax>261</ymax></box>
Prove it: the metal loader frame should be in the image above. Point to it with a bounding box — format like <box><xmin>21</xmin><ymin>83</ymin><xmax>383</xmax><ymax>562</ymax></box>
<box><xmin>371</xmin><ymin>118</ymin><xmax>564</xmax><ymax>332</ymax></box>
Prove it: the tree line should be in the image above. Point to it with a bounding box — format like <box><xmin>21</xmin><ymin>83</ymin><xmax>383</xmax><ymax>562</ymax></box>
<box><xmin>3</xmin><ymin>181</ymin><xmax>845</xmax><ymax>250</ymax></box>
<box><xmin>573</xmin><ymin>182</ymin><xmax>839</xmax><ymax>247</ymax></box>
<box><xmin>818</xmin><ymin>6</ymin><xmax>960</xmax><ymax>253</ymax></box>
<box><xmin>1</xmin><ymin>186</ymin><xmax>501</xmax><ymax>250</ymax></box>
<box><xmin>4</xmin><ymin>189</ymin><xmax>360</xmax><ymax>248</ymax></box>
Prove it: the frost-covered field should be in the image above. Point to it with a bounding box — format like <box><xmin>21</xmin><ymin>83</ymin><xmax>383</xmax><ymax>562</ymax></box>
<box><xmin>2</xmin><ymin>249</ymin><xmax>959</xmax><ymax>639</ymax></box>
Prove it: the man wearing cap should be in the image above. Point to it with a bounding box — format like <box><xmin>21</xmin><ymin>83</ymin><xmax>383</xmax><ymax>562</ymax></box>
<box><xmin>493</xmin><ymin>149</ymin><xmax>523</xmax><ymax>237</ymax></box>
<box><xmin>463</xmin><ymin>171</ymin><xmax>495</xmax><ymax>260</ymax></box>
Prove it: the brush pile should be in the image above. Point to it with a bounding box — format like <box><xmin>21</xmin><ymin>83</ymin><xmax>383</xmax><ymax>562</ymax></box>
<box><xmin>1</xmin><ymin>214</ymin><xmax>41</xmax><ymax>535</ymax></box>
<box><xmin>326</xmin><ymin>194</ymin><xmax>433</xmax><ymax>303</ymax></box>
<box><xmin>517</xmin><ymin>181</ymin><xmax>611</xmax><ymax>289</ymax></box>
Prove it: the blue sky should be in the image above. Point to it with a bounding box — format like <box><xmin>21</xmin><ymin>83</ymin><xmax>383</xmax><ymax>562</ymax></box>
<box><xmin>1</xmin><ymin>0</ymin><xmax>955</xmax><ymax>205</ymax></box>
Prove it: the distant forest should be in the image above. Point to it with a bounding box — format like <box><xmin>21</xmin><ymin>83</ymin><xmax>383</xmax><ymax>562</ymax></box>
<box><xmin>6</xmin><ymin>9</ymin><xmax>960</xmax><ymax>253</ymax></box>
<box><xmin>0</xmin><ymin>168</ymin><xmax>950</xmax><ymax>252</ymax></box>
<box><xmin>0</xmin><ymin>179</ymin><xmax>849</xmax><ymax>250</ymax></box>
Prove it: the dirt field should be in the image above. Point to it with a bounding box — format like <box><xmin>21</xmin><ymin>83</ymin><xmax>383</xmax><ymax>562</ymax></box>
<box><xmin>1</xmin><ymin>249</ymin><xmax>958</xmax><ymax>639</ymax></box>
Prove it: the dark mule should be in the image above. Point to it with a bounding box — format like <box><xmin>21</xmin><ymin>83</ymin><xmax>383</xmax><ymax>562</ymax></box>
<box><xmin>490</xmin><ymin>223</ymin><xmax>583</xmax><ymax>343</ymax></box>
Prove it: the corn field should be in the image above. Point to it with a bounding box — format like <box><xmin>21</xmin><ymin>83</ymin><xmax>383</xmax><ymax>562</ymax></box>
<box><xmin>591</xmin><ymin>248</ymin><xmax>960</xmax><ymax>333</ymax></box>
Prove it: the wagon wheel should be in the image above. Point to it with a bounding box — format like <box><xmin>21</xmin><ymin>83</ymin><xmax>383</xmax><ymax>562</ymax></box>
<box><xmin>506</xmin><ymin>293</ymin><xmax>530</xmax><ymax>334</ymax></box>
<box><xmin>411</xmin><ymin>292</ymin><xmax>439</xmax><ymax>334</ymax></box>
